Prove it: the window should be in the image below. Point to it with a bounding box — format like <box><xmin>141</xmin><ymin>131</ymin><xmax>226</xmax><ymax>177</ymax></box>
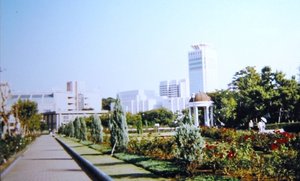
<box><xmin>44</xmin><ymin>94</ymin><xmax>54</xmax><ymax>98</ymax></box>
<box><xmin>11</xmin><ymin>95</ymin><xmax>19</xmax><ymax>99</ymax></box>
<box><xmin>32</xmin><ymin>94</ymin><xmax>42</xmax><ymax>98</ymax></box>
<box><xmin>20</xmin><ymin>95</ymin><xmax>30</xmax><ymax>99</ymax></box>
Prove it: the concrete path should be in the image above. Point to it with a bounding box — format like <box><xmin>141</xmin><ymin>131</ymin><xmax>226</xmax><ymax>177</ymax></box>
<box><xmin>60</xmin><ymin>137</ymin><xmax>170</xmax><ymax>181</ymax></box>
<box><xmin>1</xmin><ymin>135</ymin><xmax>90</xmax><ymax>181</ymax></box>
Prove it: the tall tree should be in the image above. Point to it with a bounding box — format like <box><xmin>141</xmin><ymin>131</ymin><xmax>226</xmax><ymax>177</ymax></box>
<box><xmin>0</xmin><ymin>83</ymin><xmax>11</xmax><ymax>137</ymax></box>
<box><xmin>229</xmin><ymin>66</ymin><xmax>300</xmax><ymax>125</ymax></box>
<box><xmin>209</xmin><ymin>90</ymin><xmax>238</xmax><ymax>127</ymax></box>
<box><xmin>110</xmin><ymin>96</ymin><xmax>129</xmax><ymax>154</ymax></box>
<box><xmin>11</xmin><ymin>99</ymin><xmax>41</xmax><ymax>135</ymax></box>
<box><xmin>231</xmin><ymin>66</ymin><xmax>265</xmax><ymax>124</ymax></box>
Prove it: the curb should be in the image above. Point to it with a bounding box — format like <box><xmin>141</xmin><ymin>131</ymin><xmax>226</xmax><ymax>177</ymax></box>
<box><xmin>55</xmin><ymin>136</ymin><xmax>113</xmax><ymax>181</ymax></box>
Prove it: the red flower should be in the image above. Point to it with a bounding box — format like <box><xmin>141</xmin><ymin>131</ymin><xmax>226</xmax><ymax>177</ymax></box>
<box><xmin>227</xmin><ymin>150</ymin><xmax>235</xmax><ymax>159</ymax></box>
<box><xmin>206</xmin><ymin>144</ymin><xmax>217</xmax><ymax>150</ymax></box>
<box><xmin>271</xmin><ymin>143</ymin><xmax>279</xmax><ymax>150</ymax></box>
<box><xmin>276</xmin><ymin>138</ymin><xmax>288</xmax><ymax>144</ymax></box>
<box><xmin>281</xmin><ymin>132</ymin><xmax>295</xmax><ymax>139</ymax></box>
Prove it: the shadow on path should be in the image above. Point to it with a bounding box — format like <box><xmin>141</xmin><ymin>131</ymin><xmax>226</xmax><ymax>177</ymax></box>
<box><xmin>49</xmin><ymin>168</ymin><xmax>83</xmax><ymax>172</ymax></box>
<box><xmin>110</xmin><ymin>173</ymin><xmax>160</xmax><ymax>179</ymax></box>
<box><xmin>25</xmin><ymin>158</ymin><xmax>72</xmax><ymax>161</ymax></box>
<box><xmin>80</xmin><ymin>153</ymin><xmax>102</xmax><ymax>156</ymax></box>
<box><xmin>94</xmin><ymin>161</ymin><xmax>128</xmax><ymax>167</ymax></box>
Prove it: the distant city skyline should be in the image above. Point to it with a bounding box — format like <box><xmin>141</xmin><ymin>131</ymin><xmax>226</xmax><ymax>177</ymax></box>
<box><xmin>1</xmin><ymin>1</ymin><xmax>299</xmax><ymax>97</ymax></box>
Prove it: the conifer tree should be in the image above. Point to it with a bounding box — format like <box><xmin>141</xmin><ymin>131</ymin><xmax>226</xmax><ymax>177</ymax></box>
<box><xmin>73</xmin><ymin>117</ymin><xmax>81</xmax><ymax>139</ymax></box>
<box><xmin>91</xmin><ymin>114</ymin><xmax>103</xmax><ymax>143</ymax></box>
<box><xmin>110</xmin><ymin>96</ymin><xmax>129</xmax><ymax>154</ymax></box>
<box><xmin>79</xmin><ymin>117</ymin><xmax>87</xmax><ymax>141</ymax></box>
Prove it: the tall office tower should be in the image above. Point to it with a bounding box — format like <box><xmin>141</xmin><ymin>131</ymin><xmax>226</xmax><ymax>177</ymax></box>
<box><xmin>159</xmin><ymin>79</ymin><xmax>188</xmax><ymax>98</ymax></box>
<box><xmin>188</xmin><ymin>44</ymin><xmax>218</xmax><ymax>95</ymax></box>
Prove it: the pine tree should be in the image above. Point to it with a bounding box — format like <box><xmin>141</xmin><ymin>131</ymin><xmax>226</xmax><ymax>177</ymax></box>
<box><xmin>110</xmin><ymin>96</ymin><xmax>129</xmax><ymax>154</ymax></box>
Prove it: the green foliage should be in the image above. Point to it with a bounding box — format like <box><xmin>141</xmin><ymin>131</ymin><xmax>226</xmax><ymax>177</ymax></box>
<box><xmin>27</xmin><ymin>114</ymin><xmax>42</xmax><ymax>132</ymax></box>
<box><xmin>177</xmin><ymin>109</ymin><xmax>193</xmax><ymax>126</ymax></box>
<box><xmin>211</xmin><ymin>66</ymin><xmax>300</xmax><ymax>128</ymax></box>
<box><xmin>100</xmin><ymin>113</ymin><xmax>110</xmax><ymax>128</ymax></box>
<box><xmin>110</xmin><ymin>96</ymin><xmax>129</xmax><ymax>152</ymax></box>
<box><xmin>0</xmin><ymin>135</ymin><xmax>35</xmax><ymax>165</ymax></box>
<box><xmin>209</xmin><ymin>90</ymin><xmax>237</xmax><ymax>127</ymax></box>
<box><xmin>126</xmin><ymin>112</ymin><xmax>142</xmax><ymax>126</ymax></box>
<box><xmin>11</xmin><ymin>99</ymin><xmax>41</xmax><ymax>134</ymax></box>
<box><xmin>90</xmin><ymin>114</ymin><xmax>103</xmax><ymax>143</ymax></box>
<box><xmin>84</xmin><ymin>116</ymin><xmax>93</xmax><ymax>129</ymax></box>
<box><xmin>102</xmin><ymin>97</ymin><xmax>116</xmax><ymax>111</ymax></box>
<box><xmin>141</xmin><ymin>108</ymin><xmax>174</xmax><ymax>126</ymax></box>
<box><xmin>40</xmin><ymin>121</ymin><xmax>48</xmax><ymax>131</ymax></box>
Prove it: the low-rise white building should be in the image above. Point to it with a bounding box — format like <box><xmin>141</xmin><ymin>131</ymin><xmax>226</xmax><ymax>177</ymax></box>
<box><xmin>118</xmin><ymin>79</ymin><xmax>189</xmax><ymax>114</ymax></box>
<box><xmin>7</xmin><ymin>81</ymin><xmax>104</xmax><ymax>130</ymax></box>
<box><xmin>118</xmin><ymin>90</ymin><xmax>160</xmax><ymax>114</ymax></box>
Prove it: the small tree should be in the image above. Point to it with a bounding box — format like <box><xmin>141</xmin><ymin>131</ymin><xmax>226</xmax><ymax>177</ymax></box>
<box><xmin>110</xmin><ymin>96</ymin><xmax>129</xmax><ymax>154</ymax></box>
<box><xmin>136</xmin><ymin>119</ymin><xmax>143</xmax><ymax>134</ymax></box>
<box><xmin>90</xmin><ymin>114</ymin><xmax>103</xmax><ymax>143</ymax></box>
<box><xmin>175</xmin><ymin>124</ymin><xmax>205</xmax><ymax>175</ymax></box>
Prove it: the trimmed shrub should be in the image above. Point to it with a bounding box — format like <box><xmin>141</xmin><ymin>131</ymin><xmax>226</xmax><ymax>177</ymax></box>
<box><xmin>175</xmin><ymin>124</ymin><xmax>205</xmax><ymax>175</ymax></box>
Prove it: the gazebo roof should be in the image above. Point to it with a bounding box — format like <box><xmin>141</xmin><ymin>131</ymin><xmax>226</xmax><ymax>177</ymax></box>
<box><xmin>190</xmin><ymin>92</ymin><xmax>212</xmax><ymax>102</ymax></box>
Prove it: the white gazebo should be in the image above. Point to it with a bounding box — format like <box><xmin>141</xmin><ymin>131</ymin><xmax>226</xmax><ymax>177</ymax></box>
<box><xmin>188</xmin><ymin>92</ymin><xmax>214</xmax><ymax>127</ymax></box>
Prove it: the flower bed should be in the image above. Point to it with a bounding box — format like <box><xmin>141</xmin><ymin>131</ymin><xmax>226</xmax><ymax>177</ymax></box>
<box><xmin>126</xmin><ymin>127</ymin><xmax>300</xmax><ymax>180</ymax></box>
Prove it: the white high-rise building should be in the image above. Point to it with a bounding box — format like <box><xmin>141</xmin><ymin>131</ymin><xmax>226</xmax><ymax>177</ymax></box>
<box><xmin>159</xmin><ymin>79</ymin><xmax>189</xmax><ymax>113</ymax></box>
<box><xmin>188</xmin><ymin>44</ymin><xmax>218</xmax><ymax>95</ymax></box>
<box><xmin>159</xmin><ymin>79</ymin><xmax>188</xmax><ymax>98</ymax></box>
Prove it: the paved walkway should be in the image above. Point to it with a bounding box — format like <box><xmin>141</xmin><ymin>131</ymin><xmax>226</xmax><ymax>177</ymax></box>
<box><xmin>1</xmin><ymin>135</ymin><xmax>90</xmax><ymax>181</ymax></box>
<box><xmin>60</xmin><ymin>137</ymin><xmax>170</xmax><ymax>181</ymax></box>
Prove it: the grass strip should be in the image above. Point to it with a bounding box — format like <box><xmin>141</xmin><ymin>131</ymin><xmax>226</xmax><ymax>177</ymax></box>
<box><xmin>114</xmin><ymin>153</ymin><xmax>182</xmax><ymax>177</ymax></box>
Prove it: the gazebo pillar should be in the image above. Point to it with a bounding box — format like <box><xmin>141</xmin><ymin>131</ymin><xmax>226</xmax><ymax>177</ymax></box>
<box><xmin>194</xmin><ymin>106</ymin><xmax>199</xmax><ymax>127</ymax></box>
<box><xmin>204</xmin><ymin>106</ymin><xmax>210</xmax><ymax>127</ymax></box>
<box><xmin>189</xmin><ymin>107</ymin><xmax>192</xmax><ymax>122</ymax></box>
<box><xmin>210</xmin><ymin>106</ymin><xmax>214</xmax><ymax>126</ymax></box>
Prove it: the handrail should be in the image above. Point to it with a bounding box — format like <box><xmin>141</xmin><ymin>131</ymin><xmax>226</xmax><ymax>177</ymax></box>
<box><xmin>55</xmin><ymin>137</ymin><xmax>113</xmax><ymax>181</ymax></box>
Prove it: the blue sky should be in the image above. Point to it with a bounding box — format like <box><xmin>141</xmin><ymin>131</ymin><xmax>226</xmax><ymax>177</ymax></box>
<box><xmin>1</xmin><ymin>0</ymin><xmax>300</xmax><ymax>97</ymax></box>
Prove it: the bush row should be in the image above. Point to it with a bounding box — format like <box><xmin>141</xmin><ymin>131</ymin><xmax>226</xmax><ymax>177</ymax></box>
<box><xmin>0</xmin><ymin>135</ymin><xmax>36</xmax><ymax>165</ymax></box>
